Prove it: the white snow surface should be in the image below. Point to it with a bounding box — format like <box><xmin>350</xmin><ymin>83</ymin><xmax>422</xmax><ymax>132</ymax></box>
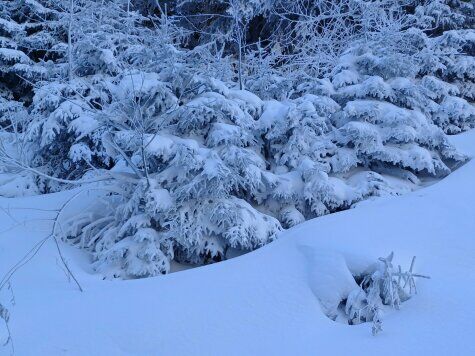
<box><xmin>0</xmin><ymin>130</ymin><xmax>474</xmax><ymax>355</ymax></box>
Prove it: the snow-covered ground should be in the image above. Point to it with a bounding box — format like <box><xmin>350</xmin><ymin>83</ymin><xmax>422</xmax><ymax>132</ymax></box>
<box><xmin>0</xmin><ymin>129</ymin><xmax>474</xmax><ymax>356</ymax></box>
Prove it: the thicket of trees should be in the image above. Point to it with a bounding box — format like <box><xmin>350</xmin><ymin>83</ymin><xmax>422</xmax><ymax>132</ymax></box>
<box><xmin>0</xmin><ymin>0</ymin><xmax>473</xmax><ymax>277</ymax></box>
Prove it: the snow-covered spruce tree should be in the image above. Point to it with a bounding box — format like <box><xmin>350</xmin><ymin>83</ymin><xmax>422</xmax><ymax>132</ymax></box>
<box><xmin>418</xmin><ymin>29</ymin><xmax>475</xmax><ymax>133</ymax></box>
<box><xmin>257</xmin><ymin>91</ymin><xmax>367</xmax><ymax>223</ymax></box>
<box><xmin>354</xmin><ymin>27</ymin><xmax>475</xmax><ymax>135</ymax></box>
<box><xmin>23</xmin><ymin>79</ymin><xmax>111</xmax><ymax>189</ymax></box>
<box><xmin>412</xmin><ymin>0</ymin><xmax>474</xmax><ymax>34</ymax></box>
<box><xmin>0</xmin><ymin>0</ymin><xmax>70</xmax><ymax>195</ymax></box>
<box><xmin>62</xmin><ymin>73</ymin><xmax>282</xmax><ymax>278</ymax></box>
<box><xmin>21</xmin><ymin>0</ymin><xmax>183</xmax><ymax>189</ymax></box>
<box><xmin>0</xmin><ymin>2</ymin><xmax>39</xmax><ymax>127</ymax></box>
<box><xmin>256</xmin><ymin>76</ymin><xmax>459</xmax><ymax>224</ymax></box>
<box><xmin>330</xmin><ymin>33</ymin><xmax>466</xmax><ymax>183</ymax></box>
<box><xmin>0</xmin><ymin>10</ymin><xmax>28</xmax><ymax>127</ymax></box>
<box><xmin>396</xmin><ymin>0</ymin><xmax>475</xmax><ymax>134</ymax></box>
<box><xmin>0</xmin><ymin>0</ymin><xmax>69</xmax><ymax>107</ymax></box>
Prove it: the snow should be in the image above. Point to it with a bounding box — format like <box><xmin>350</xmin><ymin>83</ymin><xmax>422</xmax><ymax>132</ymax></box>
<box><xmin>0</xmin><ymin>18</ymin><xmax>21</xmax><ymax>35</ymax></box>
<box><xmin>259</xmin><ymin>100</ymin><xmax>289</xmax><ymax>131</ymax></box>
<box><xmin>0</xmin><ymin>129</ymin><xmax>474</xmax><ymax>355</ymax></box>
<box><xmin>0</xmin><ymin>36</ymin><xmax>16</xmax><ymax>49</ymax></box>
<box><xmin>0</xmin><ymin>48</ymin><xmax>30</xmax><ymax>64</ymax></box>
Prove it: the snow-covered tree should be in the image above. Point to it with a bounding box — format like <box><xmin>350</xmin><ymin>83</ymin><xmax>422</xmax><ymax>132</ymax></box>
<box><xmin>330</xmin><ymin>35</ymin><xmax>465</xmax><ymax>180</ymax></box>
<box><xmin>419</xmin><ymin>29</ymin><xmax>475</xmax><ymax>133</ymax></box>
<box><xmin>60</xmin><ymin>73</ymin><xmax>282</xmax><ymax>277</ymax></box>
<box><xmin>267</xmin><ymin>0</ymin><xmax>417</xmax><ymax>79</ymax></box>
<box><xmin>20</xmin><ymin>0</ymin><xmax>185</xmax><ymax>187</ymax></box>
<box><xmin>412</xmin><ymin>0</ymin><xmax>474</xmax><ymax>34</ymax></box>
<box><xmin>0</xmin><ymin>2</ymin><xmax>47</xmax><ymax>128</ymax></box>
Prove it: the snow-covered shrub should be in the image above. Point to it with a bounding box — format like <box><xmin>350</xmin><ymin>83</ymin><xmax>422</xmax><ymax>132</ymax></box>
<box><xmin>345</xmin><ymin>253</ymin><xmax>429</xmax><ymax>335</ymax></box>
<box><xmin>0</xmin><ymin>0</ymin><xmax>81</xmax><ymax>192</ymax></box>
<box><xmin>302</xmin><ymin>248</ymin><xmax>429</xmax><ymax>335</ymax></box>
<box><xmin>0</xmin><ymin>9</ymin><xmax>33</xmax><ymax>127</ymax></box>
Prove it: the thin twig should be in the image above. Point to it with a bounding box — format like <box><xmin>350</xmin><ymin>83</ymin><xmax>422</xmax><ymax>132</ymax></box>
<box><xmin>52</xmin><ymin>235</ymin><xmax>83</xmax><ymax>292</ymax></box>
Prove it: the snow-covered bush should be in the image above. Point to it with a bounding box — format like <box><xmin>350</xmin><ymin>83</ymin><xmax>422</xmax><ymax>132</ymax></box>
<box><xmin>345</xmin><ymin>253</ymin><xmax>429</xmax><ymax>335</ymax></box>
<box><xmin>328</xmin><ymin>26</ymin><xmax>475</xmax><ymax>136</ymax></box>
<box><xmin>303</xmin><ymin>248</ymin><xmax>429</xmax><ymax>335</ymax></box>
